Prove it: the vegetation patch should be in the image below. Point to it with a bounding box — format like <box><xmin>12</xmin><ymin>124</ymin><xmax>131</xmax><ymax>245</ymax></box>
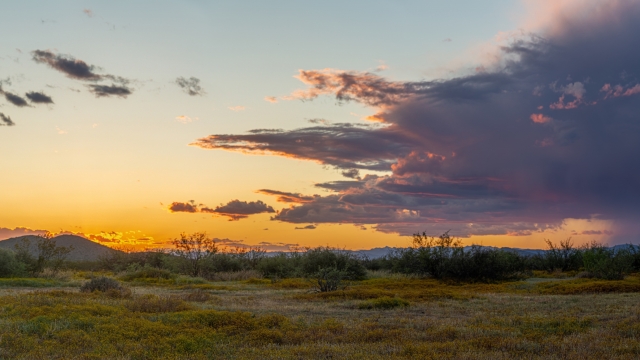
<box><xmin>358</xmin><ymin>296</ymin><xmax>410</xmax><ymax>309</ymax></box>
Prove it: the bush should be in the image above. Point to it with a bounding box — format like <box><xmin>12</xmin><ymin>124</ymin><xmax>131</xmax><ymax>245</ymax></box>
<box><xmin>80</xmin><ymin>277</ymin><xmax>124</xmax><ymax>293</ymax></box>
<box><xmin>120</xmin><ymin>265</ymin><xmax>176</xmax><ymax>281</ymax></box>
<box><xmin>358</xmin><ymin>296</ymin><xmax>410</xmax><ymax>310</ymax></box>
<box><xmin>542</xmin><ymin>238</ymin><xmax>582</xmax><ymax>272</ymax></box>
<box><xmin>582</xmin><ymin>243</ymin><xmax>633</xmax><ymax>280</ymax></box>
<box><xmin>313</xmin><ymin>267</ymin><xmax>345</xmax><ymax>292</ymax></box>
<box><xmin>0</xmin><ymin>248</ymin><xmax>25</xmax><ymax>277</ymax></box>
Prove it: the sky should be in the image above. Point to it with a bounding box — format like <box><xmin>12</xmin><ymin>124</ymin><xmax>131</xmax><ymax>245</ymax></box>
<box><xmin>1</xmin><ymin>0</ymin><xmax>639</xmax><ymax>251</ymax></box>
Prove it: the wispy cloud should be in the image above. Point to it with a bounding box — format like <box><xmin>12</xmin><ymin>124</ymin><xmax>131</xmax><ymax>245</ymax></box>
<box><xmin>228</xmin><ymin>106</ymin><xmax>245</xmax><ymax>111</ymax></box>
<box><xmin>87</xmin><ymin>84</ymin><xmax>132</xmax><ymax>98</ymax></box>
<box><xmin>0</xmin><ymin>113</ymin><xmax>15</xmax><ymax>126</ymax></box>
<box><xmin>175</xmin><ymin>77</ymin><xmax>205</xmax><ymax>96</ymax></box>
<box><xmin>32</xmin><ymin>50</ymin><xmax>102</xmax><ymax>80</ymax></box>
<box><xmin>264</xmin><ymin>96</ymin><xmax>278</xmax><ymax>103</ymax></box>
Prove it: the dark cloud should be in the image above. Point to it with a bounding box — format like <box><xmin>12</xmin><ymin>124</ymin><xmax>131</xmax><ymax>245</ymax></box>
<box><xmin>256</xmin><ymin>189</ymin><xmax>317</xmax><ymax>203</ymax></box>
<box><xmin>341</xmin><ymin>168</ymin><xmax>360</xmax><ymax>179</ymax></box>
<box><xmin>32</xmin><ymin>50</ymin><xmax>102</xmax><ymax>80</ymax></box>
<box><xmin>0</xmin><ymin>113</ymin><xmax>15</xmax><ymax>126</ymax></box>
<box><xmin>167</xmin><ymin>201</ymin><xmax>199</xmax><ymax>213</ymax></box>
<box><xmin>175</xmin><ymin>77</ymin><xmax>205</xmax><ymax>96</ymax></box>
<box><xmin>168</xmin><ymin>199</ymin><xmax>275</xmax><ymax>221</ymax></box>
<box><xmin>295</xmin><ymin>225</ymin><xmax>317</xmax><ymax>230</ymax></box>
<box><xmin>204</xmin><ymin>200</ymin><xmax>275</xmax><ymax>221</ymax></box>
<box><xmin>3</xmin><ymin>91</ymin><xmax>29</xmax><ymax>107</ymax></box>
<box><xmin>193</xmin><ymin>123</ymin><xmax>414</xmax><ymax>171</ymax></box>
<box><xmin>87</xmin><ymin>84</ymin><xmax>132</xmax><ymax>98</ymax></box>
<box><xmin>194</xmin><ymin>2</ymin><xmax>640</xmax><ymax>241</ymax></box>
<box><xmin>25</xmin><ymin>91</ymin><xmax>54</xmax><ymax>104</ymax></box>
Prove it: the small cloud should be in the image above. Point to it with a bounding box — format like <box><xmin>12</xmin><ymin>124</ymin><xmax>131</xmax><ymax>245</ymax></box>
<box><xmin>175</xmin><ymin>77</ymin><xmax>205</xmax><ymax>96</ymax></box>
<box><xmin>295</xmin><ymin>224</ymin><xmax>317</xmax><ymax>230</ymax></box>
<box><xmin>92</xmin><ymin>123</ymin><xmax>98</xmax><ymax>128</ymax></box>
<box><xmin>25</xmin><ymin>91</ymin><xmax>54</xmax><ymax>104</ymax></box>
<box><xmin>175</xmin><ymin>115</ymin><xmax>194</xmax><ymax>124</ymax></box>
<box><xmin>0</xmin><ymin>113</ymin><xmax>15</xmax><ymax>126</ymax></box>
<box><xmin>56</xmin><ymin>126</ymin><xmax>67</xmax><ymax>134</ymax></box>
<box><xmin>2</xmin><ymin>91</ymin><xmax>29</xmax><ymax>107</ymax></box>
<box><xmin>374</xmin><ymin>61</ymin><xmax>388</xmax><ymax>72</ymax></box>
<box><xmin>167</xmin><ymin>201</ymin><xmax>199</xmax><ymax>213</ymax></box>
<box><xmin>443</xmin><ymin>38</ymin><xmax>452</xmax><ymax>42</ymax></box>
<box><xmin>530</xmin><ymin>113</ymin><xmax>552</xmax><ymax>124</ymax></box>
<box><xmin>32</xmin><ymin>50</ymin><xmax>102</xmax><ymax>81</ymax></box>
<box><xmin>87</xmin><ymin>84</ymin><xmax>132</xmax><ymax>98</ymax></box>
<box><xmin>228</xmin><ymin>106</ymin><xmax>245</xmax><ymax>112</ymax></box>
<box><xmin>83</xmin><ymin>9</ymin><xmax>94</xmax><ymax>17</ymax></box>
<box><xmin>307</xmin><ymin>118</ymin><xmax>331</xmax><ymax>125</ymax></box>
<box><xmin>263</xmin><ymin>228</ymin><xmax>269</xmax><ymax>230</ymax></box>
<box><xmin>341</xmin><ymin>168</ymin><xmax>360</xmax><ymax>179</ymax></box>
<box><xmin>264</xmin><ymin>96</ymin><xmax>278</xmax><ymax>103</ymax></box>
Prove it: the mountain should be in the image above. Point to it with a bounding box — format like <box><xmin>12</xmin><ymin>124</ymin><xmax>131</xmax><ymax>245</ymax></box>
<box><xmin>0</xmin><ymin>235</ymin><xmax>122</xmax><ymax>261</ymax></box>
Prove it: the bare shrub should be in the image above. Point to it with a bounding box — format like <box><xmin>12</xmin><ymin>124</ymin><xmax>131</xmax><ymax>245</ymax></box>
<box><xmin>181</xmin><ymin>289</ymin><xmax>214</xmax><ymax>302</ymax></box>
<box><xmin>207</xmin><ymin>270</ymin><xmax>262</xmax><ymax>282</ymax></box>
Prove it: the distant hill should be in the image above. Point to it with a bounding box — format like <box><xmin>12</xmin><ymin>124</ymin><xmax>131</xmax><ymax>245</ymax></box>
<box><xmin>0</xmin><ymin>235</ymin><xmax>122</xmax><ymax>261</ymax></box>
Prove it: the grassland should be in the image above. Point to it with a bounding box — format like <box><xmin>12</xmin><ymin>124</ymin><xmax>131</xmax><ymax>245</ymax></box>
<box><xmin>1</xmin><ymin>272</ymin><xmax>640</xmax><ymax>359</ymax></box>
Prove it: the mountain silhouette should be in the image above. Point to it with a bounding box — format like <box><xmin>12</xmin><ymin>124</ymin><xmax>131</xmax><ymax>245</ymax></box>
<box><xmin>0</xmin><ymin>235</ymin><xmax>122</xmax><ymax>261</ymax></box>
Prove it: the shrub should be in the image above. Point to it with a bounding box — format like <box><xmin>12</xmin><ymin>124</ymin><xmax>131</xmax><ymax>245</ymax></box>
<box><xmin>582</xmin><ymin>243</ymin><xmax>633</xmax><ymax>280</ymax></box>
<box><xmin>358</xmin><ymin>296</ymin><xmax>410</xmax><ymax>310</ymax></box>
<box><xmin>120</xmin><ymin>266</ymin><xmax>176</xmax><ymax>281</ymax></box>
<box><xmin>80</xmin><ymin>276</ymin><xmax>124</xmax><ymax>293</ymax></box>
<box><xmin>542</xmin><ymin>238</ymin><xmax>582</xmax><ymax>272</ymax></box>
<box><xmin>313</xmin><ymin>267</ymin><xmax>345</xmax><ymax>292</ymax></box>
<box><xmin>0</xmin><ymin>248</ymin><xmax>25</xmax><ymax>277</ymax></box>
<box><xmin>181</xmin><ymin>289</ymin><xmax>214</xmax><ymax>302</ymax></box>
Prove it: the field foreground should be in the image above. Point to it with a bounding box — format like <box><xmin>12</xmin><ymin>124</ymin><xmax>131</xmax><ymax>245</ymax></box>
<box><xmin>1</xmin><ymin>274</ymin><xmax>640</xmax><ymax>359</ymax></box>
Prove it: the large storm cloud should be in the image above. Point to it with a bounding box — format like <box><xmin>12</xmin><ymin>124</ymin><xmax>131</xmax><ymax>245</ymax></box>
<box><xmin>193</xmin><ymin>1</ymin><xmax>640</xmax><ymax>241</ymax></box>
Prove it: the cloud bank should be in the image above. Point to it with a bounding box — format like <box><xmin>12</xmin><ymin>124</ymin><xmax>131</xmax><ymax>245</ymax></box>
<box><xmin>193</xmin><ymin>1</ymin><xmax>640</xmax><ymax>242</ymax></box>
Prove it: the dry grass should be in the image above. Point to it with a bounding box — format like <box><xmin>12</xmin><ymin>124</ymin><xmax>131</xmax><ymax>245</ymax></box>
<box><xmin>1</xmin><ymin>274</ymin><xmax>640</xmax><ymax>359</ymax></box>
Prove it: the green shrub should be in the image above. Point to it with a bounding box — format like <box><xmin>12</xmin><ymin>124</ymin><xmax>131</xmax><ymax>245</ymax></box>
<box><xmin>358</xmin><ymin>296</ymin><xmax>410</xmax><ymax>309</ymax></box>
<box><xmin>0</xmin><ymin>248</ymin><xmax>25</xmax><ymax>277</ymax></box>
<box><xmin>582</xmin><ymin>243</ymin><xmax>633</xmax><ymax>280</ymax></box>
<box><xmin>120</xmin><ymin>266</ymin><xmax>176</xmax><ymax>281</ymax></box>
<box><xmin>80</xmin><ymin>276</ymin><xmax>124</xmax><ymax>293</ymax></box>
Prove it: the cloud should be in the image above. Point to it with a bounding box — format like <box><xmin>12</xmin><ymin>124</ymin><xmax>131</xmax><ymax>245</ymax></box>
<box><xmin>87</xmin><ymin>84</ymin><xmax>132</xmax><ymax>98</ymax></box>
<box><xmin>264</xmin><ymin>96</ymin><xmax>278</xmax><ymax>103</ymax></box>
<box><xmin>175</xmin><ymin>115</ymin><xmax>195</xmax><ymax>124</ymax></box>
<box><xmin>203</xmin><ymin>199</ymin><xmax>276</xmax><ymax>221</ymax></box>
<box><xmin>580</xmin><ymin>230</ymin><xmax>614</xmax><ymax>236</ymax></box>
<box><xmin>341</xmin><ymin>169</ymin><xmax>361</xmax><ymax>179</ymax></box>
<box><xmin>228</xmin><ymin>106</ymin><xmax>245</xmax><ymax>111</ymax></box>
<box><xmin>168</xmin><ymin>199</ymin><xmax>275</xmax><ymax>221</ymax></box>
<box><xmin>83</xmin><ymin>9</ymin><xmax>94</xmax><ymax>17</ymax></box>
<box><xmin>1</xmin><ymin>89</ymin><xmax>29</xmax><ymax>107</ymax></box>
<box><xmin>32</xmin><ymin>50</ymin><xmax>102</xmax><ymax>80</ymax></box>
<box><xmin>193</xmin><ymin>1</ymin><xmax>640</xmax><ymax>241</ymax></box>
<box><xmin>295</xmin><ymin>225</ymin><xmax>317</xmax><ymax>230</ymax></box>
<box><xmin>0</xmin><ymin>113</ymin><xmax>15</xmax><ymax>126</ymax></box>
<box><xmin>0</xmin><ymin>227</ymin><xmax>47</xmax><ymax>240</ymax></box>
<box><xmin>25</xmin><ymin>91</ymin><xmax>54</xmax><ymax>104</ymax></box>
<box><xmin>175</xmin><ymin>77</ymin><xmax>205</xmax><ymax>96</ymax></box>
<box><xmin>213</xmin><ymin>238</ymin><xmax>299</xmax><ymax>252</ymax></box>
<box><xmin>167</xmin><ymin>201</ymin><xmax>199</xmax><ymax>213</ymax></box>
<box><xmin>530</xmin><ymin>113</ymin><xmax>552</xmax><ymax>124</ymax></box>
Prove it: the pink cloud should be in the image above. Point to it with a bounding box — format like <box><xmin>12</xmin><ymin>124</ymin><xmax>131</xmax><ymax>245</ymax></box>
<box><xmin>530</xmin><ymin>113</ymin><xmax>552</xmax><ymax>124</ymax></box>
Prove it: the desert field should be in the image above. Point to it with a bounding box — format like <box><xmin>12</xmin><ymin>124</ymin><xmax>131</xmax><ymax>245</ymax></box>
<box><xmin>1</xmin><ymin>272</ymin><xmax>640</xmax><ymax>359</ymax></box>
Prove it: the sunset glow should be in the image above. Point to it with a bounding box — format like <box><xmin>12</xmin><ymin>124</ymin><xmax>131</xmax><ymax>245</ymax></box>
<box><xmin>2</xmin><ymin>1</ymin><xmax>639</xmax><ymax>251</ymax></box>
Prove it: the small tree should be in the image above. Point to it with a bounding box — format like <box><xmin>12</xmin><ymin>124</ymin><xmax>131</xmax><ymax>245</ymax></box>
<box><xmin>171</xmin><ymin>232</ymin><xmax>217</xmax><ymax>277</ymax></box>
<box><xmin>13</xmin><ymin>232</ymin><xmax>73</xmax><ymax>276</ymax></box>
